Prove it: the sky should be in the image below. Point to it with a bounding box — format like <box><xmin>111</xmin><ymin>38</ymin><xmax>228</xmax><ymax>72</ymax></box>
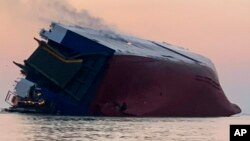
<box><xmin>0</xmin><ymin>0</ymin><xmax>249</xmax><ymax>114</ymax></box>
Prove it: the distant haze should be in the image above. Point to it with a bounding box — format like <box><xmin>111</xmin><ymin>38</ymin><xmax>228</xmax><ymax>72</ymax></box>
<box><xmin>0</xmin><ymin>0</ymin><xmax>249</xmax><ymax>114</ymax></box>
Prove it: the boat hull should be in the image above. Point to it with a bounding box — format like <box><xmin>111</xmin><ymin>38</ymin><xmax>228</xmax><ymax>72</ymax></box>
<box><xmin>6</xmin><ymin>22</ymin><xmax>241</xmax><ymax>117</ymax></box>
<box><xmin>88</xmin><ymin>55</ymin><xmax>241</xmax><ymax>117</ymax></box>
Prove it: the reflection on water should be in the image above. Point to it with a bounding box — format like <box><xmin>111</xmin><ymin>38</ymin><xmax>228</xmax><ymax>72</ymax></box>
<box><xmin>0</xmin><ymin>113</ymin><xmax>248</xmax><ymax>141</ymax></box>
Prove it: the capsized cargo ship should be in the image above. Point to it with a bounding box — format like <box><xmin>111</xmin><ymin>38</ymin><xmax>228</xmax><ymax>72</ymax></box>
<box><xmin>5</xmin><ymin>22</ymin><xmax>241</xmax><ymax>116</ymax></box>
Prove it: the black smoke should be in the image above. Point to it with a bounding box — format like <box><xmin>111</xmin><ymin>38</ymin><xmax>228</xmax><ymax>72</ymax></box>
<box><xmin>0</xmin><ymin>0</ymin><xmax>113</xmax><ymax>30</ymax></box>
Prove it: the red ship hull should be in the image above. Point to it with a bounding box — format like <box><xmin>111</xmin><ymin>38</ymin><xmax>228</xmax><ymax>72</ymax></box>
<box><xmin>89</xmin><ymin>55</ymin><xmax>241</xmax><ymax>117</ymax></box>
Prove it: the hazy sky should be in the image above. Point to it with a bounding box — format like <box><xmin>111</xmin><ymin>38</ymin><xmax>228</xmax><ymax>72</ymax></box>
<box><xmin>0</xmin><ymin>0</ymin><xmax>249</xmax><ymax>114</ymax></box>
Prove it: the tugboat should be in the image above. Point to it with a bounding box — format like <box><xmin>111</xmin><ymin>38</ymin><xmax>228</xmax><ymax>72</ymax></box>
<box><xmin>5</xmin><ymin>22</ymin><xmax>241</xmax><ymax>116</ymax></box>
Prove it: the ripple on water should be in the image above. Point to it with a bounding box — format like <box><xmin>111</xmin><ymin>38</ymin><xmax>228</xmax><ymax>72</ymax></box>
<box><xmin>0</xmin><ymin>113</ymin><xmax>248</xmax><ymax>141</ymax></box>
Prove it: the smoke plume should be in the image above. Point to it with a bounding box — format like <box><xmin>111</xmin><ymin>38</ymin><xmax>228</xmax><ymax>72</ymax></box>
<box><xmin>0</xmin><ymin>0</ymin><xmax>113</xmax><ymax>30</ymax></box>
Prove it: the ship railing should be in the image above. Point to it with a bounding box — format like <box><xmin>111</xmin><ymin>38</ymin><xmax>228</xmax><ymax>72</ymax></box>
<box><xmin>5</xmin><ymin>91</ymin><xmax>18</xmax><ymax>106</ymax></box>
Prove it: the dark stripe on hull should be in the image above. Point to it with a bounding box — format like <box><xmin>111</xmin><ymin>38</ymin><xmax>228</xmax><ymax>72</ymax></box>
<box><xmin>88</xmin><ymin>55</ymin><xmax>241</xmax><ymax>117</ymax></box>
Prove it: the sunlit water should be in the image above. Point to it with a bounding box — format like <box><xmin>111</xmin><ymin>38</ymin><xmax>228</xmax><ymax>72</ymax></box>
<box><xmin>0</xmin><ymin>112</ymin><xmax>249</xmax><ymax>141</ymax></box>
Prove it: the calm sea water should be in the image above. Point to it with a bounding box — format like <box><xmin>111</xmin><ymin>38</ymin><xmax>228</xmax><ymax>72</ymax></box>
<box><xmin>0</xmin><ymin>112</ymin><xmax>249</xmax><ymax>141</ymax></box>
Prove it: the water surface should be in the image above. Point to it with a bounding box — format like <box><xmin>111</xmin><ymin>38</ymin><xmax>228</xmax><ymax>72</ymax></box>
<box><xmin>0</xmin><ymin>112</ymin><xmax>249</xmax><ymax>141</ymax></box>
